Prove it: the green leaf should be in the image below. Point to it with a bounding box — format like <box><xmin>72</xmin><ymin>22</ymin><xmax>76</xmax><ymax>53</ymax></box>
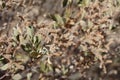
<box><xmin>19</xmin><ymin>36</ymin><xmax>26</xmax><ymax>45</ymax></box>
<box><xmin>21</xmin><ymin>44</ymin><xmax>26</xmax><ymax>51</ymax></box>
<box><xmin>50</xmin><ymin>14</ymin><xmax>57</xmax><ymax>21</ymax></box>
<box><xmin>77</xmin><ymin>0</ymin><xmax>91</xmax><ymax>7</ymax></box>
<box><xmin>41</xmin><ymin>47</ymin><xmax>48</xmax><ymax>54</ymax></box>
<box><xmin>51</xmin><ymin>14</ymin><xmax>64</xmax><ymax>26</ymax></box>
<box><xmin>77</xmin><ymin>0</ymin><xmax>83</xmax><ymax>4</ymax></box>
<box><xmin>63</xmin><ymin>8</ymin><xmax>71</xmax><ymax>22</ymax></box>
<box><xmin>0</xmin><ymin>56</ymin><xmax>4</xmax><ymax>61</ymax></box>
<box><xmin>40</xmin><ymin>62</ymin><xmax>46</xmax><ymax>72</ymax></box>
<box><xmin>2</xmin><ymin>3</ymin><xmax>6</xmax><ymax>8</ymax></box>
<box><xmin>27</xmin><ymin>73</ymin><xmax>32</xmax><ymax>80</ymax></box>
<box><xmin>15</xmin><ymin>53</ymin><xmax>30</xmax><ymax>64</ymax></box>
<box><xmin>16</xmin><ymin>34</ymin><xmax>20</xmax><ymax>42</ymax></box>
<box><xmin>33</xmin><ymin>35</ymin><xmax>41</xmax><ymax>45</ymax></box>
<box><xmin>12</xmin><ymin>73</ymin><xmax>22</xmax><ymax>80</ymax></box>
<box><xmin>29</xmin><ymin>51</ymin><xmax>39</xmax><ymax>58</ymax></box>
<box><xmin>13</xmin><ymin>27</ymin><xmax>19</xmax><ymax>39</ymax></box>
<box><xmin>61</xmin><ymin>65</ymin><xmax>68</xmax><ymax>75</ymax></box>
<box><xmin>33</xmin><ymin>36</ymin><xmax>37</xmax><ymax>44</ymax></box>
<box><xmin>62</xmin><ymin>0</ymin><xmax>68</xmax><ymax>7</ymax></box>
<box><xmin>21</xmin><ymin>44</ymin><xmax>31</xmax><ymax>52</ymax></box>
<box><xmin>0</xmin><ymin>63</ymin><xmax>11</xmax><ymax>70</ymax></box>
<box><xmin>26</xmin><ymin>26</ymin><xmax>34</xmax><ymax>39</ymax></box>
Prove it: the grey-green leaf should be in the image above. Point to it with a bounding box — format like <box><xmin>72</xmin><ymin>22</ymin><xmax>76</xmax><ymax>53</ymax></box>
<box><xmin>0</xmin><ymin>63</ymin><xmax>11</xmax><ymax>70</ymax></box>
<box><xmin>12</xmin><ymin>74</ymin><xmax>22</xmax><ymax>80</ymax></box>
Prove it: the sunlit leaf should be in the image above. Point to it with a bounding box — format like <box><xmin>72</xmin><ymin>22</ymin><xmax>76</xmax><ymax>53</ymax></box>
<box><xmin>15</xmin><ymin>53</ymin><xmax>30</xmax><ymax>64</ymax></box>
<box><xmin>78</xmin><ymin>0</ymin><xmax>90</xmax><ymax>6</ymax></box>
<box><xmin>50</xmin><ymin>14</ymin><xmax>64</xmax><ymax>26</ymax></box>
<box><xmin>64</xmin><ymin>8</ymin><xmax>71</xmax><ymax>22</ymax></box>
<box><xmin>12</xmin><ymin>74</ymin><xmax>22</xmax><ymax>80</ymax></box>
<box><xmin>61</xmin><ymin>65</ymin><xmax>68</xmax><ymax>75</ymax></box>
<box><xmin>27</xmin><ymin>73</ymin><xmax>32</xmax><ymax>80</ymax></box>
<box><xmin>0</xmin><ymin>63</ymin><xmax>11</xmax><ymax>70</ymax></box>
<box><xmin>13</xmin><ymin>27</ymin><xmax>19</xmax><ymax>39</ymax></box>
<box><xmin>26</xmin><ymin>26</ymin><xmax>34</xmax><ymax>39</ymax></box>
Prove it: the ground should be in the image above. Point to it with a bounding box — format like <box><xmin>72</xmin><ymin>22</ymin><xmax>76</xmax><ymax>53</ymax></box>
<box><xmin>0</xmin><ymin>0</ymin><xmax>120</xmax><ymax>80</ymax></box>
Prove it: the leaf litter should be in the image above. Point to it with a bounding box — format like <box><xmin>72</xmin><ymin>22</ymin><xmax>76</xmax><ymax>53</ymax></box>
<box><xmin>0</xmin><ymin>0</ymin><xmax>120</xmax><ymax>80</ymax></box>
